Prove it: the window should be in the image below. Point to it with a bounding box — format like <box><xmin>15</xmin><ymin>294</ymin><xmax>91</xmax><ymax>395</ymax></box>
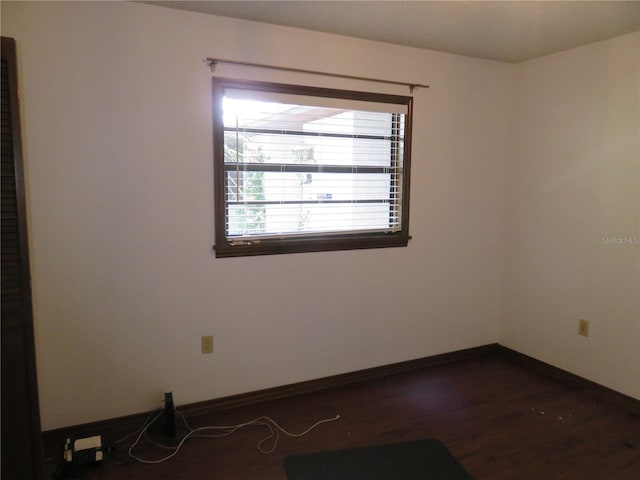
<box><xmin>213</xmin><ymin>78</ymin><xmax>413</xmax><ymax>257</ymax></box>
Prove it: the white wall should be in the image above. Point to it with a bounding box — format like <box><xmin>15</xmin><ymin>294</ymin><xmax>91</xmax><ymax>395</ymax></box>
<box><xmin>503</xmin><ymin>32</ymin><xmax>640</xmax><ymax>398</ymax></box>
<box><xmin>2</xmin><ymin>1</ymin><xmax>511</xmax><ymax>430</ymax></box>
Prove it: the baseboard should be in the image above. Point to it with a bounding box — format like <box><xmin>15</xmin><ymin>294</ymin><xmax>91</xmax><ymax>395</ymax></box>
<box><xmin>41</xmin><ymin>343</ymin><xmax>499</xmax><ymax>458</ymax></box>
<box><xmin>181</xmin><ymin>343</ymin><xmax>500</xmax><ymax>416</ymax></box>
<box><xmin>496</xmin><ymin>345</ymin><xmax>640</xmax><ymax>414</ymax></box>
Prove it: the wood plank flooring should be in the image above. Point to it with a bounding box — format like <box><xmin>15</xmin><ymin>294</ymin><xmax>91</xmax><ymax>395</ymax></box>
<box><xmin>45</xmin><ymin>354</ymin><xmax>640</xmax><ymax>479</ymax></box>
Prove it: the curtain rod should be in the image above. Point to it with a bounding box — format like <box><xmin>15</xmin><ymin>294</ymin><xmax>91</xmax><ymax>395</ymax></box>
<box><xmin>205</xmin><ymin>57</ymin><xmax>429</xmax><ymax>93</ymax></box>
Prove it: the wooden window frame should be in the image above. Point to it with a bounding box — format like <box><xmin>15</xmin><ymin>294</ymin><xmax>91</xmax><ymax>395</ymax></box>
<box><xmin>212</xmin><ymin>78</ymin><xmax>413</xmax><ymax>258</ymax></box>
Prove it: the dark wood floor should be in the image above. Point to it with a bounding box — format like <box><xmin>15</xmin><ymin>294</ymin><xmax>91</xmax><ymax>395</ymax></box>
<box><xmin>46</xmin><ymin>354</ymin><xmax>640</xmax><ymax>479</ymax></box>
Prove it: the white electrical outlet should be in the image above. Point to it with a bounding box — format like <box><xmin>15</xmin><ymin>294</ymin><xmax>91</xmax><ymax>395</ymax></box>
<box><xmin>578</xmin><ymin>319</ymin><xmax>590</xmax><ymax>337</ymax></box>
<box><xmin>202</xmin><ymin>335</ymin><xmax>214</xmax><ymax>354</ymax></box>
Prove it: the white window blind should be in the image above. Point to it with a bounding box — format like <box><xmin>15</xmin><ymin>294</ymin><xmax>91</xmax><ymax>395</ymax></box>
<box><xmin>213</xmin><ymin>78</ymin><xmax>413</xmax><ymax>257</ymax></box>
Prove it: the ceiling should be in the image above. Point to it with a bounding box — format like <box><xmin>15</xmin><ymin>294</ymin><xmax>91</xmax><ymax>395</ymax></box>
<box><xmin>143</xmin><ymin>1</ymin><xmax>640</xmax><ymax>63</ymax></box>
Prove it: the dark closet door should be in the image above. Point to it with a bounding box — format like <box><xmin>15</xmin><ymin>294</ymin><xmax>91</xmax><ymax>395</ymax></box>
<box><xmin>1</xmin><ymin>36</ymin><xmax>44</xmax><ymax>480</ymax></box>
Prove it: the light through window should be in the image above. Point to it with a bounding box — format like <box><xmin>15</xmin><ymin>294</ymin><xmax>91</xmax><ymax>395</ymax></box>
<box><xmin>213</xmin><ymin>79</ymin><xmax>413</xmax><ymax>257</ymax></box>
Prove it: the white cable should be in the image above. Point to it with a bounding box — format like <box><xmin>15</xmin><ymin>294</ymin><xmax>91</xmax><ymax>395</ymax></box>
<box><xmin>126</xmin><ymin>411</ymin><xmax>340</xmax><ymax>463</ymax></box>
<box><xmin>114</xmin><ymin>408</ymin><xmax>163</xmax><ymax>445</ymax></box>
<box><xmin>187</xmin><ymin>415</ymin><xmax>341</xmax><ymax>454</ymax></box>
